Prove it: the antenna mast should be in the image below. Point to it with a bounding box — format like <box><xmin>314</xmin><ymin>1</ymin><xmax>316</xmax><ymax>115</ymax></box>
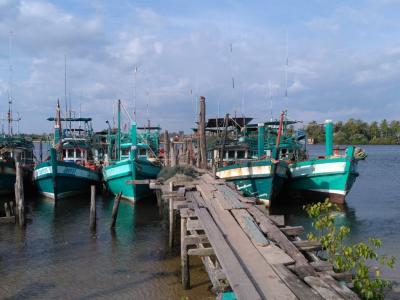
<box><xmin>7</xmin><ymin>30</ymin><xmax>13</xmax><ymax>136</ymax></box>
<box><xmin>64</xmin><ymin>55</ymin><xmax>68</xmax><ymax>123</ymax></box>
<box><xmin>134</xmin><ymin>65</ymin><xmax>137</xmax><ymax>121</ymax></box>
<box><xmin>285</xmin><ymin>31</ymin><xmax>289</xmax><ymax>97</ymax></box>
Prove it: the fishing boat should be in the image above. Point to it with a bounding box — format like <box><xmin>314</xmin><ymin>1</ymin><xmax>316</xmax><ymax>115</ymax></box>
<box><xmin>33</xmin><ymin>101</ymin><xmax>101</xmax><ymax>200</ymax></box>
<box><xmin>0</xmin><ymin>135</ymin><xmax>34</xmax><ymax>195</ymax></box>
<box><xmin>286</xmin><ymin>120</ymin><xmax>367</xmax><ymax>204</ymax></box>
<box><xmin>102</xmin><ymin>100</ymin><xmax>161</xmax><ymax>202</ymax></box>
<box><xmin>214</xmin><ymin>112</ymin><xmax>290</xmax><ymax>206</ymax></box>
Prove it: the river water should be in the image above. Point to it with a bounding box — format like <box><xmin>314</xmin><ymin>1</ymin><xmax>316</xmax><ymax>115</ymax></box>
<box><xmin>0</xmin><ymin>144</ymin><xmax>399</xmax><ymax>299</ymax></box>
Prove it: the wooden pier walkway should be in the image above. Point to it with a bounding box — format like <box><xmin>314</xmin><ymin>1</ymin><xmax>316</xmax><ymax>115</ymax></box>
<box><xmin>154</xmin><ymin>171</ymin><xmax>359</xmax><ymax>300</ymax></box>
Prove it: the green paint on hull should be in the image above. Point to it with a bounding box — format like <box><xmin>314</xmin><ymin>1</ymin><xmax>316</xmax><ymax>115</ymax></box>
<box><xmin>34</xmin><ymin>161</ymin><xmax>101</xmax><ymax>199</ymax></box>
<box><xmin>103</xmin><ymin>158</ymin><xmax>161</xmax><ymax>202</ymax></box>
<box><xmin>287</xmin><ymin>157</ymin><xmax>359</xmax><ymax>198</ymax></box>
<box><xmin>217</xmin><ymin>160</ymin><xmax>288</xmax><ymax>202</ymax></box>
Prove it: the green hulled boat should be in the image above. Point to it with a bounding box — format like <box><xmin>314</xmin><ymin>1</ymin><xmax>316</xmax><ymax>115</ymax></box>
<box><xmin>0</xmin><ymin>135</ymin><xmax>34</xmax><ymax>195</ymax></box>
<box><xmin>213</xmin><ymin>113</ymin><xmax>366</xmax><ymax>205</ymax></box>
<box><xmin>102</xmin><ymin>100</ymin><xmax>161</xmax><ymax>202</ymax></box>
<box><xmin>34</xmin><ymin>101</ymin><xmax>101</xmax><ymax>200</ymax></box>
<box><xmin>215</xmin><ymin>113</ymin><xmax>290</xmax><ymax>206</ymax></box>
<box><xmin>286</xmin><ymin>120</ymin><xmax>366</xmax><ymax>203</ymax></box>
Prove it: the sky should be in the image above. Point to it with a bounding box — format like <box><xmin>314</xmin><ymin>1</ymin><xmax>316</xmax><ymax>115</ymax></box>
<box><xmin>1</xmin><ymin>0</ymin><xmax>400</xmax><ymax>133</ymax></box>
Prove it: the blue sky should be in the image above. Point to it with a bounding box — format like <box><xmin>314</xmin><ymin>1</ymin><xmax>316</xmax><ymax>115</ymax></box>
<box><xmin>1</xmin><ymin>0</ymin><xmax>400</xmax><ymax>133</ymax></box>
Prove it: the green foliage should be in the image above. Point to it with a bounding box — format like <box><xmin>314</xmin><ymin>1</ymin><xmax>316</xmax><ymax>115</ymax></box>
<box><xmin>305</xmin><ymin>118</ymin><xmax>400</xmax><ymax>145</ymax></box>
<box><xmin>304</xmin><ymin>200</ymin><xmax>396</xmax><ymax>300</ymax></box>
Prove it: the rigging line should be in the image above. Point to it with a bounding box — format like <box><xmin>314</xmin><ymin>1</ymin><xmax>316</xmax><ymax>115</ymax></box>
<box><xmin>8</xmin><ymin>30</ymin><xmax>13</xmax><ymax>135</ymax></box>
<box><xmin>134</xmin><ymin>65</ymin><xmax>138</xmax><ymax>122</ymax></box>
<box><xmin>120</xmin><ymin>100</ymin><xmax>133</xmax><ymax>123</ymax></box>
<box><xmin>64</xmin><ymin>55</ymin><xmax>68</xmax><ymax>123</ymax></box>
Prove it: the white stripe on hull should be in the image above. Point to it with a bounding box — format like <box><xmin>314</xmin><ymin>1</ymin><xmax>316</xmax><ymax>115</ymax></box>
<box><xmin>289</xmin><ymin>162</ymin><xmax>346</xmax><ymax>178</ymax></box>
<box><xmin>34</xmin><ymin>165</ymin><xmax>99</xmax><ymax>181</ymax></box>
<box><xmin>217</xmin><ymin>165</ymin><xmax>271</xmax><ymax>179</ymax></box>
<box><xmin>38</xmin><ymin>190</ymin><xmax>86</xmax><ymax>199</ymax></box>
<box><xmin>307</xmin><ymin>188</ymin><xmax>346</xmax><ymax>196</ymax></box>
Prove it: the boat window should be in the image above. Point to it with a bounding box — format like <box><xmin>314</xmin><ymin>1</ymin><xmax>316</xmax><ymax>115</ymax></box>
<box><xmin>122</xmin><ymin>149</ymin><xmax>129</xmax><ymax>156</ymax></box>
<box><xmin>139</xmin><ymin>149</ymin><xmax>147</xmax><ymax>156</ymax></box>
<box><xmin>67</xmin><ymin>149</ymin><xmax>74</xmax><ymax>158</ymax></box>
<box><xmin>237</xmin><ymin>151</ymin><xmax>245</xmax><ymax>159</ymax></box>
<box><xmin>63</xmin><ymin>149</ymin><xmax>66</xmax><ymax>157</ymax></box>
<box><xmin>76</xmin><ymin>149</ymin><xmax>82</xmax><ymax>158</ymax></box>
<box><xmin>281</xmin><ymin>148</ymin><xmax>287</xmax><ymax>158</ymax></box>
<box><xmin>228</xmin><ymin>151</ymin><xmax>235</xmax><ymax>159</ymax></box>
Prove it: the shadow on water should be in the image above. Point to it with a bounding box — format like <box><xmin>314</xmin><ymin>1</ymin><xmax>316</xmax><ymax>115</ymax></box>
<box><xmin>0</xmin><ymin>192</ymin><xmax>212</xmax><ymax>299</ymax></box>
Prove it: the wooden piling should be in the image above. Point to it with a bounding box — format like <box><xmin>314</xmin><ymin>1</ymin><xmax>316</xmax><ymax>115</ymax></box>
<box><xmin>111</xmin><ymin>193</ymin><xmax>122</xmax><ymax>228</ymax></box>
<box><xmin>198</xmin><ymin>96</ymin><xmax>207</xmax><ymax>169</ymax></box>
<box><xmin>165</xmin><ymin>130</ymin><xmax>170</xmax><ymax>167</ymax></box>
<box><xmin>15</xmin><ymin>161</ymin><xmax>25</xmax><ymax>226</ymax></box>
<box><xmin>181</xmin><ymin>216</ymin><xmax>190</xmax><ymax>289</ymax></box>
<box><xmin>169</xmin><ymin>181</ymin><xmax>174</xmax><ymax>248</ymax></box>
<box><xmin>170</xmin><ymin>140</ymin><xmax>176</xmax><ymax>167</ymax></box>
<box><xmin>4</xmin><ymin>202</ymin><xmax>10</xmax><ymax>217</ymax></box>
<box><xmin>90</xmin><ymin>185</ymin><xmax>96</xmax><ymax>231</ymax></box>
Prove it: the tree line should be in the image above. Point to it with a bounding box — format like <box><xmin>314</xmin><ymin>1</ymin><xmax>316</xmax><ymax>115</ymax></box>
<box><xmin>304</xmin><ymin>119</ymin><xmax>400</xmax><ymax>145</ymax></box>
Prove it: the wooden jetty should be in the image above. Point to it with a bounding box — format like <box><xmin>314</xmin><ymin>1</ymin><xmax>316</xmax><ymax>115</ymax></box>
<box><xmin>152</xmin><ymin>170</ymin><xmax>359</xmax><ymax>300</ymax></box>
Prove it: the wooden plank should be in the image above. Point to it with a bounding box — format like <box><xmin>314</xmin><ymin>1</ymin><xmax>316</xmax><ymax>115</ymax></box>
<box><xmin>188</xmin><ymin>247</ymin><xmax>215</xmax><ymax>256</ymax></box>
<box><xmin>272</xmin><ymin>264</ymin><xmax>323</xmax><ymax>300</ymax></box>
<box><xmin>304</xmin><ymin>276</ymin><xmax>345</xmax><ymax>300</ymax></box>
<box><xmin>281</xmin><ymin>226</ymin><xmax>304</xmax><ymax>236</ymax></box>
<box><xmin>319</xmin><ymin>273</ymin><xmax>360</xmax><ymax>300</ymax></box>
<box><xmin>195</xmin><ymin>184</ymin><xmax>212</xmax><ymax>208</ymax></box>
<box><xmin>256</xmin><ymin>244</ymin><xmax>295</xmax><ymax>266</ymax></box>
<box><xmin>125</xmin><ymin>179</ymin><xmax>151</xmax><ymax>185</ymax></box>
<box><xmin>184</xmin><ymin>234</ymin><xmax>209</xmax><ymax>246</ymax></box>
<box><xmin>215</xmin><ymin>186</ymin><xmax>245</xmax><ymax>210</ymax></box>
<box><xmin>231</xmin><ymin>209</ymin><xmax>269</xmax><ymax>246</ymax></box>
<box><xmin>199</xmin><ymin>190</ymin><xmax>297</xmax><ymax>299</ymax></box>
<box><xmin>293</xmin><ymin>240</ymin><xmax>322</xmax><ymax>252</ymax></box>
<box><xmin>195</xmin><ymin>207</ymin><xmax>262</xmax><ymax>300</ymax></box>
<box><xmin>187</xmin><ymin>219</ymin><xmax>203</xmax><ymax>231</ymax></box>
<box><xmin>0</xmin><ymin>216</ymin><xmax>15</xmax><ymax>224</ymax></box>
<box><xmin>310</xmin><ymin>260</ymin><xmax>333</xmax><ymax>272</ymax></box>
<box><xmin>248</xmin><ymin>206</ymin><xmax>314</xmax><ymax>273</ymax></box>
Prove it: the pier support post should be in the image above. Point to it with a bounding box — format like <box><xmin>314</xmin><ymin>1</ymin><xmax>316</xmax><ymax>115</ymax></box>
<box><xmin>90</xmin><ymin>185</ymin><xmax>96</xmax><ymax>231</ymax></box>
<box><xmin>169</xmin><ymin>181</ymin><xmax>174</xmax><ymax>248</ymax></box>
<box><xmin>198</xmin><ymin>96</ymin><xmax>207</xmax><ymax>169</ymax></box>
<box><xmin>15</xmin><ymin>162</ymin><xmax>25</xmax><ymax>226</ymax></box>
<box><xmin>170</xmin><ymin>140</ymin><xmax>176</xmax><ymax>167</ymax></box>
<box><xmin>165</xmin><ymin>130</ymin><xmax>170</xmax><ymax>167</ymax></box>
<box><xmin>111</xmin><ymin>193</ymin><xmax>122</xmax><ymax>228</ymax></box>
<box><xmin>181</xmin><ymin>216</ymin><xmax>190</xmax><ymax>289</ymax></box>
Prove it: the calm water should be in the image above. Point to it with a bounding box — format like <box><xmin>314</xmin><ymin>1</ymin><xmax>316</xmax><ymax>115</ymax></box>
<box><xmin>273</xmin><ymin>145</ymin><xmax>400</xmax><ymax>282</ymax></box>
<box><xmin>1</xmin><ymin>145</ymin><xmax>399</xmax><ymax>299</ymax></box>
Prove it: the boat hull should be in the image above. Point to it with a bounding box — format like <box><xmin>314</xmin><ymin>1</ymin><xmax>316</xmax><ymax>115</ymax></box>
<box><xmin>216</xmin><ymin>160</ymin><xmax>288</xmax><ymax>206</ymax></box>
<box><xmin>103</xmin><ymin>158</ymin><xmax>161</xmax><ymax>202</ymax></box>
<box><xmin>34</xmin><ymin>161</ymin><xmax>101</xmax><ymax>199</ymax></box>
<box><xmin>287</xmin><ymin>157</ymin><xmax>358</xmax><ymax>204</ymax></box>
<box><xmin>0</xmin><ymin>161</ymin><xmax>33</xmax><ymax>195</ymax></box>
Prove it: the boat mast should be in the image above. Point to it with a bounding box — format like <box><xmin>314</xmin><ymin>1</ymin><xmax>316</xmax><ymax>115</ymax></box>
<box><xmin>7</xmin><ymin>30</ymin><xmax>13</xmax><ymax>136</ymax></box>
<box><xmin>117</xmin><ymin>99</ymin><xmax>121</xmax><ymax>161</ymax></box>
<box><xmin>274</xmin><ymin>111</ymin><xmax>285</xmax><ymax>160</ymax></box>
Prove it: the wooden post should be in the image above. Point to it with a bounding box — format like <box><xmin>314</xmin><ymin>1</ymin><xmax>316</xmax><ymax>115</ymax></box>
<box><xmin>189</xmin><ymin>139</ymin><xmax>194</xmax><ymax>166</ymax></box>
<box><xmin>15</xmin><ymin>161</ymin><xmax>25</xmax><ymax>226</ymax></box>
<box><xmin>165</xmin><ymin>130</ymin><xmax>170</xmax><ymax>167</ymax></box>
<box><xmin>111</xmin><ymin>193</ymin><xmax>122</xmax><ymax>228</ymax></box>
<box><xmin>170</xmin><ymin>140</ymin><xmax>176</xmax><ymax>167</ymax></box>
<box><xmin>198</xmin><ymin>96</ymin><xmax>207</xmax><ymax>169</ymax></box>
<box><xmin>4</xmin><ymin>203</ymin><xmax>10</xmax><ymax>217</ymax></box>
<box><xmin>90</xmin><ymin>185</ymin><xmax>96</xmax><ymax>231</ymax></box>
<box><xmin>39</xmin><ymin>139</ymin><xmax>43</xmax><ymax>162</ymax></box>
<box><xmin>169</xmin><ymin>181</ymin><xmax>174</xmax><ymax>248</ymax></box>
<box><xmin>181</xmin><ymin>216</ymin><xmax>190</xmax><ymax>289</ymax></box>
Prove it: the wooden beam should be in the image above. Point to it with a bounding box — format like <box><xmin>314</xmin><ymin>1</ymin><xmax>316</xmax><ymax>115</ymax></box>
<box><xmin>281</xmin><ymin>226</ymin><xmax>304</xmax><ymax>236</ymax></box>
<box><xmin>188</xmin><ymin>247</ymin><xmax>215</xmax><ymax>256</ymax></box>
<box><xmin>293</xmin><ymin>240</ymin><xmax>322</xmax><ymax>252</ymax></box>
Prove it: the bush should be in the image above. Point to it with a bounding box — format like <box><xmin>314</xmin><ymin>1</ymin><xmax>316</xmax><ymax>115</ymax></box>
<box><xmin>304</xmin><ymin>200</ymin><xmax>395</xmax><ymax>300</ymax></box>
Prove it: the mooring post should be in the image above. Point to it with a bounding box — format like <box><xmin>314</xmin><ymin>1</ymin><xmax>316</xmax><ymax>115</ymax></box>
<box><xmin>39</xmin><ymin>139</ymin><xmax>43</xmax><ymax>162</ymax></box>
<box><xmin>199</xmin><ymin>96</ymin><xmax>207</xmax><ymax>169</ymax></box>
<box><xmin>111</xmin><ymin>193</ymin><xmax>122</xmax><ymax>228</ymax></box>
<box><xmin>165</xmin><ymin>130</ymin><xmax>170</xmax><ymax>167</ymax></box>
<box><xmin>90</xmin><ymin>185</ymin><xmax>96</xmax><ymax>231</ymax></box>
<box><xmin>4</xmin><ymin>203</ymin><xmax>10</xmax><ymax>218</ymax></box>
<box><xmin>15</xmin><ymin>161</ymin><xmax>25</xmax><ymax>226</ymax></box>
<box><xmin>169</xmin><ymin>181</ymin><xmax>174</xmax><ymax>248</ymax></box>
<box><xmin>181</xmin><ymin>216</ymin><xmax>190</xmax><ymax>288</ymax></box>
<box><xmin>170</xmin><ymin>140</ymin><xmax>176</xmax><ymax>167</ymax></box>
